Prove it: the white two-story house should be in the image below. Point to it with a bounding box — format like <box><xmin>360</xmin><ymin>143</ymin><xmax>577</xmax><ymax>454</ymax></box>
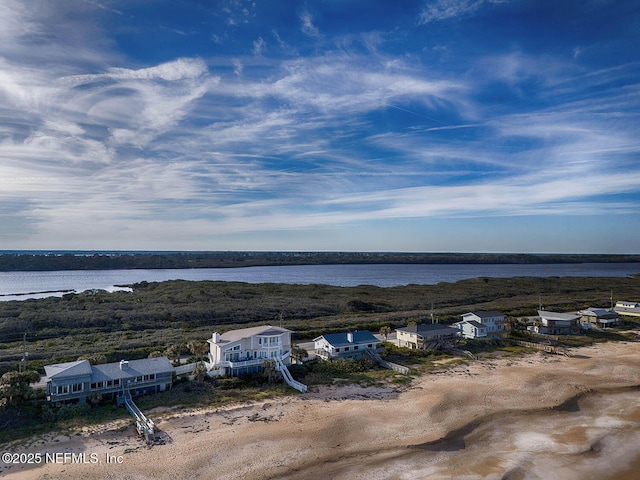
<box><xmin>207</xmin><ymin>325</ymin><xmax>292</xmax><ymax>376</ymax></box>
<box><xmin>453</xmin><ymin>310</ymin><xmax>506</xmax><ymax>339</ymax></box>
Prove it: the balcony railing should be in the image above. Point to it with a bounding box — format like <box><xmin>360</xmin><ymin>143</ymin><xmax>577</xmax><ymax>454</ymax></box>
<box><xmin>215</xmin><ymin>350</ymin><xmax>290</xmax><ymax>368</ymax></box>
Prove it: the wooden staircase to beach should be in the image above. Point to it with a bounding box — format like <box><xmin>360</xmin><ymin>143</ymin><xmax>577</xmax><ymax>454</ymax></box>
<box><xmin>122</xmin><ymin>387</ymin><xmax>157</xmax><ymax>443</ymax></box>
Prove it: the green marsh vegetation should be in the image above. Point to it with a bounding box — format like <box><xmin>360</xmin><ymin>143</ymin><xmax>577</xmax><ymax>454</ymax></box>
<box><xmin>1</xmin><ymin>275</ymin><xmax>639</xmax><ymax>376</ymax></box>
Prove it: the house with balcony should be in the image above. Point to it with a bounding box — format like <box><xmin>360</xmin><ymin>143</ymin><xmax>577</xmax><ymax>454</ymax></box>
<box><xmin>396</xmin><ymin>324</ymin><xmax>460</xmax><ymax>349</ymax></box>
<box><xmin>206</xmin><ymin>325</ymin><xmax>292</xmax><ymax>376</ymax></box>
<box><xmin>313</xmin><ymin>331</ymin><xmax>379</xmax><ymax>360</ymax></box>
<box><xmin>460</xmin><ymin>311</ymin><xmax>506</xmax><ymax>335</ymax></box>
<box><xmin>452</xmin><ymin>319</ymin><xmax>489</xmax><ymax>339</ymax></box>
<box><xmin>44</xmin><ymin>357</ymin><xmax>174</xmax><ymax>405</ymax></box>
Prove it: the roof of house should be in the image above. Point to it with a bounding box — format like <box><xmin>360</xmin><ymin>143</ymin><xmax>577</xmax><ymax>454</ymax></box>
<box><xmin>91</xmin><ymin>357</ymin><xmax>174</xmax><ymax>382</ymax></box>
<box><xmin>396</xmin><ymin>324</ymin><xmax>460</xmax><ymax>335</ymax></box>
<box><xmin>538</xmin><ymin>310</ymin><xmax>580</xmax><ymax>321</ymax></box>
<box><xmin>579</xmin><ymin>307</ymin><xmax>618</xmax><ymax>317</ymax></box>
<box><xmin>462</xmin><ymin>310</ymin><xmax>504</xmax><ymax>319</ymax></box>
<box><xmin>314</xmin><ymin>331</ymin><xmax>379</xmax><ymax>348</ymax></box>
<box><xmin>44</xmin><ymin>360</ymin><xmax>92</xmax><ymax>380</ymax></box>
<box><xmin>216</xmin><ymin>325</ymin><xmax>291</xmax><ymax>344</ymax></box>
<box><xmin>45</xmin><ymin>357</ymin><xmax>174</xmax><ymax>383</ymax></box>
<box><xmin>455</xmin><ymin>320</ymin><xmax>487</xmax><ymax>330</ymax></box>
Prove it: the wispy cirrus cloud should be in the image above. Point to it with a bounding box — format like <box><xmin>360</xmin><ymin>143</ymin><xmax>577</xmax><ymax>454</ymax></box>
<box><xmin>300</xmin><ymin>10</ymin><xmax>320</xmax><ymax>37</ymax></box>
<box><xmin>420</xmin><ymin>0</ymin><xmax>485</xmax><ymax>24</ymax></box>
<box><xmin>0</xmin><ymin>0</ymin><xmax>638</xmax><ymax>252</ymax></box>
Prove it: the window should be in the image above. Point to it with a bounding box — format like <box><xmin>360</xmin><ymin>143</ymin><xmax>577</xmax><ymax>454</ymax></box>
<box><xmin>136</xmin><ymin>376</ymin><xmax>142</xmax><ymax>382</ymax></box>
<box><xmin>368</xmin><ymin>344</ymin><xmax>373</xmax><ymax>348</ymax></box>
<box><xmin>113</xmin><ymin>379</ymin><xmax>120</xmax><ymax>386</ymax></box>
<box><xmin>344</xmin><ymin>347</ymin><xmax>350</xmax><ymax>351</ymax></box>
<box><xmin>335</xmin><ymin>348</ymin><xmax>340</xmax><ymax>352</ymax></box>
<box><xmin>57</xmin><ymin>385</ymin><xmax>69</xmax><ymax>394</ymax></box>
<box><xmin>72</xmin><ymin>383</ymin><xmax>83</xmax><ymax>393</ymax></box>
<box><xmin>354</xmin><ymin>346</ymin><xmax>359</xmax><ymax>350</ymax></box>
<box><xmin>107</xmin><ymin>380</ymin><xmax>113</xmax><ymax>387</ymax></box>
<box><xmin>149</xmin><ymin>374</ymin><xmax>155</xmax><ymax>380</ymax></box>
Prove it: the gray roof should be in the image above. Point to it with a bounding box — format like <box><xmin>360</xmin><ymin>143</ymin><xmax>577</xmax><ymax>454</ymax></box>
<box><xmin>466</xmin><ymin>320</ymin><xmax>486</xmax><ymax>329</ymax></box>
<box><xmin>538</xmin><ymin>310</ymin><xmax>580</xmax><ymax>321</ymax></box>
<box><xmin>463</xmin><ymin>310</ymin><xmax>504</xmax><ymax>319</ymax></box>
<box><xmin>315</xmin><ymin>331</ymin><xmax>379</xmax><ymax>348</ymax></box>
<box><xmin>215</xmin><ymin>325</ymin><xmax>291</xmax><ymax>344</ymax></box>
<box><xmin>44</xmin><ymin>360</ymin><xmax>92</xmax><ymax>380</ymax></box>
<box><xmin>454</xmin><ymin>320</ymin><xmax>487</xmax><ymax>330</ymax></box>
<box><xmin>397</xmin><ymin>324</ymin><xmax>460</xmax><ymax>335</ymax></box>
<box><xmin>579</xmin><ymin>307</ymin><xmax>618</xmax><ymax>318</ymax></box>
<box><xmin>91</xmin><ymin>357</ymin><xmax>173</xmax><ymax>383</ymax></box>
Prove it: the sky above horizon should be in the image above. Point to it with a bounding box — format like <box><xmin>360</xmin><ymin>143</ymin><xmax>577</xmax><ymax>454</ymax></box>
<box><xmin>1</xmin><ymin>0</ymin><xmax>639</xmax><ymax>253</ymax></box>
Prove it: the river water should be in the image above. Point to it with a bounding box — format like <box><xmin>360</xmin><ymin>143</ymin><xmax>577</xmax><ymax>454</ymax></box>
<box><xmin>0</xmin><ymin>262</ymin><xmax>639</xmax><ymax>301</ymax></box>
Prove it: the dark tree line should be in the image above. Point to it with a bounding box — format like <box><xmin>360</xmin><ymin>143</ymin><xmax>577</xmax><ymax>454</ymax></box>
<box><xmin>1</xmin><ymin>251</ymin><xmax>639</xmax><ymax>272</ymax></box>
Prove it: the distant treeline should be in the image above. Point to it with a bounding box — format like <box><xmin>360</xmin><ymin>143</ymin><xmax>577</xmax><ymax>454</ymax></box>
<box><xmin>1</xmin><ymin>252</ymin><xmax>639</xmax><ymax>272</ymax></box>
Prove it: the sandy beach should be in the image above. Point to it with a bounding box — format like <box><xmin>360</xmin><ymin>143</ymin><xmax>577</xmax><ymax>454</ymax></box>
<box><xmin>2</xmin><ymin>340</ymin><xmax>639</xmax><ymax>480</ymax></box>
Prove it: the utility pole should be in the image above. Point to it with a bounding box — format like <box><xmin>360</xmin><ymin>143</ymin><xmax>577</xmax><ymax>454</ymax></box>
<box><xmin>610</xmin><ymin>290</ymin><xmax>614</xmax><ymax>309</ymax></box>
<box><xmin>20</xmin><ymin>332</ymin><xmax>28</xmax><ymax>373</ymax></box>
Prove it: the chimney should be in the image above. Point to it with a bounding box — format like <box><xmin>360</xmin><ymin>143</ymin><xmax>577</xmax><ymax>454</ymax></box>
<box><xmin>347</xmin><ymin>332</ymin><xmax>353</xmax><ymax>343</ymax></box>
<box><xmin>119</xmin><ymin>360</ymin><xmax>129</xmax><ymax>370</ymax></box>
<box><xmin>212</xmin><ymin>332</ymin><xmax>220</xmax><ymax>343</ymax></box>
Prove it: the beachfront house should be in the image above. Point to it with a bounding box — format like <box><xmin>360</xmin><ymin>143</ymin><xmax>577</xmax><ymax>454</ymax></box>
<box><xmin>396</xmin><ymin>324</ymin><xmax>461</xmax><ymax>349</ymax></box>
<box><xmin>452</xmin><ymin>319</ymin><xmax>488</xmax><ymax>339</ymax></box>
<box><xmin>529</xmin><ymin>310</ymin><xmax>581</xmax><ymax>335</ymax></box>
<box><xmin>313</xmin><ymin>331</ymin><xmax>380</xmax><ymax>360</ymax></box>
<box><xmin>461</xmin><ymin>311</ymin><xmax>506</xmax><ymax>334</ymax></box>
<box><xmin>579</xmin><ymin>307</ymin><xmax>619</xmax><ymax>328</ymax></box>
<box><xmin>206</xmin><ymin>325</ymin><xmax>292</xmax><ymax>376</ymax></box>
<box><xmin>45</xmin><ymin>357</ymin><xmax>174</xmax><ymax>404</ymax></box>
<box><xmin>614</xmin><ymin>301</ymin><xmax>640</xmax><ymax>318</ymax></box>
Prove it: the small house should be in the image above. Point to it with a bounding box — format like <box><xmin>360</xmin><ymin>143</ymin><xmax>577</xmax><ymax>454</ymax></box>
<box><xmin>579</xmin><ymin>307</ymin><xmax>619</xmax><ymax>328</ymax></box>
<box><xmin>530</xmin><ymin>310</ymin><xmax>581</xmax><ymax>335</ymax></box>
<box><xmin>313</xmin><ymin>331</ymin><xmax>379</xmax><ymax>360</ymax></box>
<box><xmin>614</xmin><ymin>301</ymin><xmax>640</xmax><ymax>318</ymax></box>
<box><xmin>396</xmin><ymin>324</ymin><xmax>460</xmax><ymax>348</ymax></box>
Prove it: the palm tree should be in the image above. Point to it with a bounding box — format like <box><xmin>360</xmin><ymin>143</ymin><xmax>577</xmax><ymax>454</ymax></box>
<box><xmin>291</xmin><ymin>345</ymin><xmax>308</xmax><ymax>364</ymax></box>
<box><xmin>261</xmin><ymin>359</ymin><xmax>279</xmax><ymax>384</ymax></box>
<box><xmin>379</xmin><ymin>325</ymin><xmax>392</xmax><ymax>341</ymax></box>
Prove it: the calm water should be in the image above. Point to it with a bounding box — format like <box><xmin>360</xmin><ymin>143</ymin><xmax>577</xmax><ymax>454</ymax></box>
<box><xmin>0</xmin><ymin>263</ymin><xmax>639</xmax><ymax>301</ymax></box>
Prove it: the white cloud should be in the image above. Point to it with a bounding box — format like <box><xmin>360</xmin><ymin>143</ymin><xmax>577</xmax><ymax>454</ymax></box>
<box><xmin>300</xmin><ymin>11</ymin><xmax>320</xmax><ymax>37</ymax></box>
<box><xmin>253</xmin><ymin>37</ymin><xmax>266</xmax><ymax>56</ymax></box>
<box><xmin>233</xmin><ymin>59</ymin><xmax>243</xmax><ymax>76</ymax></box>
<box><xmin>419</xmin><ymin>0</ymin><xmax>484</xmax><ymax>24</ymax></box>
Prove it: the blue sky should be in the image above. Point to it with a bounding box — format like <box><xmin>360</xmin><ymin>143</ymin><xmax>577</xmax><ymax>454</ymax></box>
<box><xmin>1</xmin><ymin>0</ymin><xmax>639</xmax><ymax>253</ymax></box>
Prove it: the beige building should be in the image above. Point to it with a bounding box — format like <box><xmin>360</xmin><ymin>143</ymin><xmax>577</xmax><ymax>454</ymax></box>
<box><xmin>396</xmin><ymin>324</ymin><xmax>460</xmax><ymax>349</ymax></box>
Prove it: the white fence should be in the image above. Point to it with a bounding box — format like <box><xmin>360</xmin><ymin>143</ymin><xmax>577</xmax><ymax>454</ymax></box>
<box><xmin>173</xmin><ymin>362</ymin><xmax>201</xmax><ymax>375</ymax></box>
